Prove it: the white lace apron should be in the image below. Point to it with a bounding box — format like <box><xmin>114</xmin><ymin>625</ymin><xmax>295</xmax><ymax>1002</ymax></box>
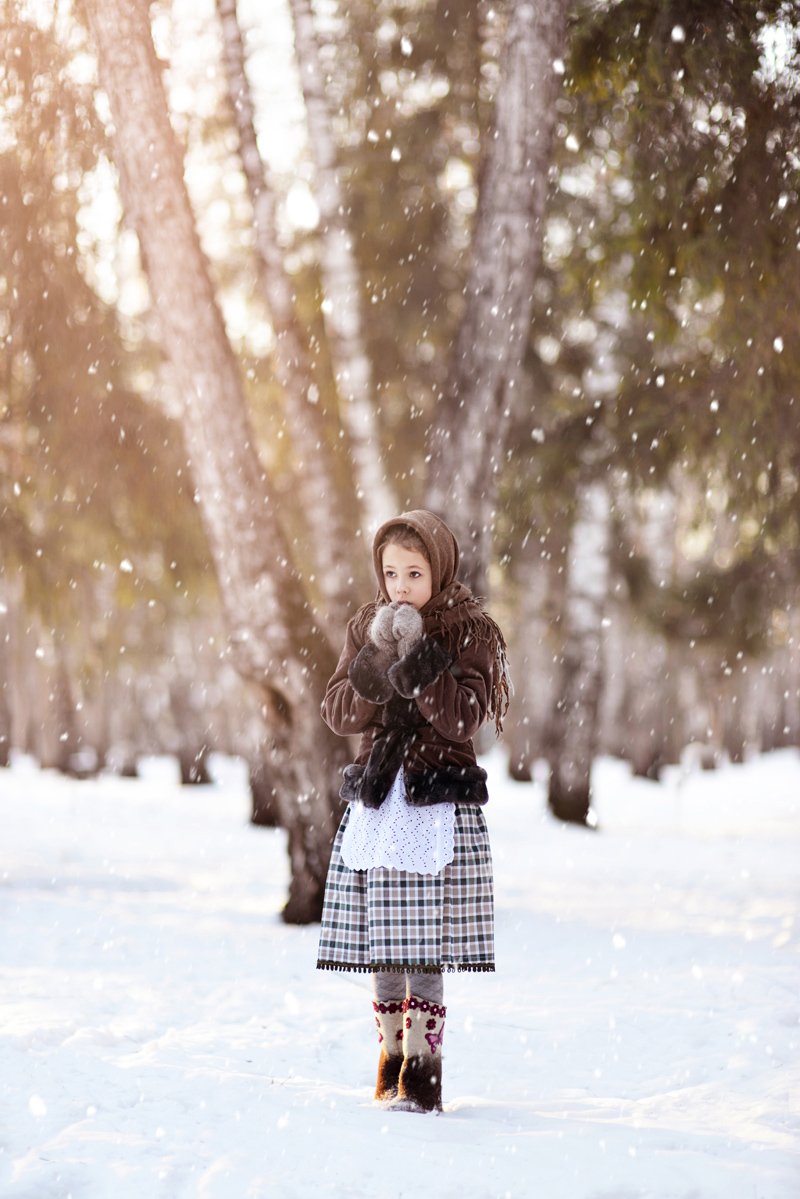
<box><xmin>340</xmin><ymin>768</ymin><xmax>456</xmax><ymax>875</ymax></box>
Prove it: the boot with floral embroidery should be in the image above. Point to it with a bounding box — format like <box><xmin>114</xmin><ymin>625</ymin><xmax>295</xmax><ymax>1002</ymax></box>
<box><xmin>373</xmin><ymin>999</ymin><xmax>405</xmax><ymax>1102</ymax></box>
<box><xmin>394</xmin><ymin>995</ymin><xmax>445</xmax><ymax>1113</ymax></box>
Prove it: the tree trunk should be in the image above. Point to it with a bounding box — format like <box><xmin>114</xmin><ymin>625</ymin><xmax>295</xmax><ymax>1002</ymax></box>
<box><xmin>621</xmin><ymin>631</ymin><xmax>675</xmax><ymax>779</ymax></box>
<box><xmin>720</xmin><ymin>670</ymin><xmax>749</xmax><ymax>764</ymax></box>
<box><xmin>673</xmin><ymin>649</ymin><xmax>715</xmax><ymax>765</ymax></box>
<box><xmin>286</xmin><ymin>0</ymin><xmax>396</xmax><ymax>530</ymax></box>
<box><xmin>27</xmin><ymin>628</ymin><xmax>77</xmax><ymax>772</ymax></box>
<box><xmin>506</xmin><ymin>526</ymin><xmax>566</xmax><ymax>781</ymax></box>
<box><xmin>548</xmin><ymin>479</ymin><xmax>612</xmax><ymax>825</ymax></box>
<box><xmin>216</xmin><ymin>0</ymin><xmax>360</xmax><ymax>629</ymax></box>
<box><xmin>785</xmin><ymin>609</ymin><xmax>800</xmax><ymax>747</ymax></box>
<box><xmin>619</xmin><ymin>486</ymin><xmax>678</xmax><ymax>779</ymax></box>
<box><xmin>85</xmin><ymin>0</ymin><xmax>348</xmax><ymax>922</ymax></box>
<box><xmin>82</xmin><ymin>674</ymin><xmax>110</xmax><ymax>773</ymax></box>
<box><xmin>758</xmin><ymin>657</ymin><xmax>793</xmax><ymax>751</ymax></box>
<box><xmin>249</xmin><ymin>756</ymin><xmax>281</xmax><ymax>828</ymax></box>
<box><xmin>168</xmin><ymin>674</ymin><xmax>213</xmax><ymax>785</ymax></box>
<box><xmin>54</xmin><ymin>651</ymin><xmax>85</xmax><ymax>776</ymax></box>
<box><xmin>426</xmin><ymin>0</ymin><xmax>569</xmax><ymax>591</ymax></box>
<box><xmin>0</xmin><ymin>580</ymin><xmax>12</xmax><ymax>767</ymax></box>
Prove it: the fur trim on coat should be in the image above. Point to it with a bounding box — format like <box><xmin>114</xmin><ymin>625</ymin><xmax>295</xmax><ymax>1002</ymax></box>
<box><xmin>341</xmin><ymin>761</ymin><xmax>489</xmax><ymax>808</ymax></box>
<box><xmin>348</xmin><ymin>643</ymin><xmax>395</xmax><ymax>704</ymax></box>
<box><xmin>387</xmin><ymin>636</ymin><xmax>452</xmax><ymax>699</ymax></box>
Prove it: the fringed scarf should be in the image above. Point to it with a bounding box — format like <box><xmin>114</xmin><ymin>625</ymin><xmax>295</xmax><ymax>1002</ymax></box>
<box><xmin>419</xmin><ymin>581</ymin><xmax>511</xmax><ymax>737</ymax></box>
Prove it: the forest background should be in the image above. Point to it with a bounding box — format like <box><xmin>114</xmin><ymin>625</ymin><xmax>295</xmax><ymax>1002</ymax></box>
<box><xmin>1</xmin><ymin>0</ymin><xmax>799</xmax><ymax>922</ymax></box>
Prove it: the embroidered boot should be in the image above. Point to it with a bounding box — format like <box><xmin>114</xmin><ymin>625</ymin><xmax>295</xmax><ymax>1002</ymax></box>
<box><xmin>373</xmin><ymin>999</ymin><xmax>405</xmax><ymax>1102</ymax></box>
<box><xmin>394</xmin><ymin>995</ymin><xmax>445</xmax><ymax>1113</ymax></box>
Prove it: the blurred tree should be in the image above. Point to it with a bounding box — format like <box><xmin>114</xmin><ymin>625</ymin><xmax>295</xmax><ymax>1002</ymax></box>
<box><xmin>496</xmin><ymin>0</ymin><xmax>800</xmax><ymax>808</ymax></box>
<box><xmin>567</xmin><ymin>0</ymin><xmax>800</xmax><ymax>552</ymax></box>
<box><xmin>547</xmin><ymin>473</ymin><xmax>612</xmax><ymax>823</ymax></box>
<box><xmin>605</xmin><ymin>486</ymin><xmax>679</xmax><ymax>780</ymax></box>
<box><xmin>0</xmin><ymin>581</ymin><xmax>11</xmax><ymax>767</ymax></box>
<box><xmin>0</xmin><ymin>2</ymin><xmax>214</xmax><ymax>771</ymax></box>
<box><xmin>503</xmin><ymin>510</ymin><xmax>568</xmax><ymax>782</ymax></box>
<box><xmin>302</xmin><ymin>0</ymin><xmax>488</xmax><ymax>499</ymax></box>
<box><xmin>580</xmin><ymin>2</ymin><xmax>800</xmax><ymax>768</ymax></box>
<box><xmin>287</xmin><ymin>0</ymin><xmax>397</xmax><ymax>529</ymax></box>
<box><xmin>426</xmin><ymin>0</ymin><xmax>570</xmax><ymax>591</ymax></box>
<box><xmin>215</xmin><ymin>0</ymin><xmax>364</xmax><ymax>629</ymax></box>
<box><xmin>84</xmin><ymin>0</ymin><xmax>349</xmax><ymax>922</ymax></box>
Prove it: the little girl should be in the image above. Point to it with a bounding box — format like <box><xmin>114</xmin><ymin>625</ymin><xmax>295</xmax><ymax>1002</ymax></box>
<box><xmin>317</xmin><ymin>509</ymin><xmax>510</xmax><ymax>1113</ymax></box>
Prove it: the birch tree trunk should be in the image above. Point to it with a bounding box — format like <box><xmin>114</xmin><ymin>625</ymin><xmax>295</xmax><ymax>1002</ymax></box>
<box><xmin>169</xmin><ymin>675</ymin><xmax>213</xmax><ymax>785</ymax></box>
<box><xmin>786</xmin><ymin>608</ymin><xmax>800</xmax><ymax>746</ymax></box>
<box><xmin>426</xmin><ymin>0</ymin><xmax>569</xmax><ymax>591</ymax></box>
<box><xmin>548</xmin><ymin>478</ymin><xmax>612</xmax><ymax>825</ymax></box>
<box><xmin>216</xmin><ymin>0</ymin><xmax>359</xmax><ymax>628</ymax></box>
<box><xmin>506</xmin><ymin>526</ymin><xmax>566</xmax><ymax>781</ymax></box>
<box><xmin>621</xmin><ymin>487</ymin><xmax>679</xmax><ymax>778</ymax></box>
<box><xmin>85</xmin><ymin>0</ymin><xmax>348</xmax><ymax>922</ymax></box>
<box><xmin>0</xmin><ymin>581</ymin><xmax>11</xmax><ymax>767</ymax></box>
<box><xmin>25</xmin><ymin>626</ymin><xmax>79</xmax><ymax>772</ymax></box>
<box><xmin>287</xmin><ymin>0</ymin><xmax>395</xmax><ymax>530</ymax></box>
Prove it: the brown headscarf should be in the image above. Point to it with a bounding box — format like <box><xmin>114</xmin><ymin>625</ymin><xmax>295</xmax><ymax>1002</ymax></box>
<box><xmin>372</xmin><ymin>508</ymin><xmax>460</xmax><ymax>600</ymax></box>
<box><xmin>369</xmin><ymin>509</ymin><xmax>511</xmax><ymax>734</ymax></box>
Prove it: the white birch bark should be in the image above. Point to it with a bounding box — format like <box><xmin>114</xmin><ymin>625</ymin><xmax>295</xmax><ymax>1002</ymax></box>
<box><xmin>286</xmin><ymin>0</ymin><xmax>395</xmax><ymax>531</ymax></box>
<box><xmin>548</xmin><ymin>478</ymin><xmax>612</xmax><ymax>824</ymax></box>
<box><xmin>739</xmin><ymin>659</ymin><xmax>767</xmax><ymax>757</ymax></box>
<box><xmin>632</xmin><ymin>487</ymin><xmax>679</xmax><ymax>773</ymax></box>
<box><xmin>785</xmin><ymin>608</ymin><xmax>800</xmax><ymax>744</ymax></box>
<box><xmin>506</xmin><ymin>530</ymin><xmax>565</xmax><ymax>780</ymax></box>
<box><xmin>757</xmin><ymin>652</ymin><xmax>792</xmax><ymax>752</ymax></box>
<box><xmin>426</xmin><ymin>0</ymin><xmax>569</xmax><ymax>590</ymax></box>
<box><xmin>23</xmin><ymin>623</ymin><xmax>79</xmax><ymax>772</ymax></box>
<box><xmin>719</xmin><ymin>667</ymin><xmax>757</xmax><ymax>764</ymax></box>
<box><xmin>216</xmin><ymin>0</ymin><xmax>358</xmax><ymax>627</ymax></box>
<box><xmin>615</xmin><ymin>486</ymin><xmax>679</xmax><ymax>777</ymax></box>
<box><xmin>6</xmin><ymin>580</ymin><xmax>43</xmax><ymax>762</ymax></box>
<box><xmin>85</xmin><ymin>0</ymin><xmax>347</xmax><ymax>922</ymax></box>
<box><xmin>0</xmin><ymin>579</ymin><xmax>12</xmax><ymax>767</ymax></box>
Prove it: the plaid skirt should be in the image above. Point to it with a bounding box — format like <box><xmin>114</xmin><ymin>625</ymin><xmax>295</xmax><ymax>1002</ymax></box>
<box><xmin>316</xmin><ymin>802</ymin><xmax>494</xmax><ymax>974</ymax></box>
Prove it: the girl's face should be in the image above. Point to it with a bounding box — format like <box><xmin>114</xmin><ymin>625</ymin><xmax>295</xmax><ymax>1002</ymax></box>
<box><xmin>381</xmin><ymin>543</ymin><xmax>433</xmax><ymax>609</ymax></box>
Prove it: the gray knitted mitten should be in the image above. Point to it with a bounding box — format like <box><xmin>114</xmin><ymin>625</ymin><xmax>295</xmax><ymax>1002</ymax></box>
<box><xmin>369</xmin><ymin>602</ymin><xmax>400</xmax><ymax>667</ymax></box>
<box><xmin>348</xmin><ymin>603</ymin><xmax>401</xmax><ymax>704</ymax></box>
<box><xmin>392</xmin><ymin>603</ymin><xmax>424</xmax><ymax>660</ymax></box>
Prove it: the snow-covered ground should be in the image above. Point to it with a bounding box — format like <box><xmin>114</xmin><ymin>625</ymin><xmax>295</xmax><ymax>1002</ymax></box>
<box><xmin>1</xmin><ymin>747</ymin><xmax>798</xmax><ymax>1199</ymax></box>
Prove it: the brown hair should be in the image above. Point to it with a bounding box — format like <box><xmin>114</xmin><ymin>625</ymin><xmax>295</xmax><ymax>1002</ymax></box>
<box><xmin>377</xmin><ymin>525</ymin><xmax>430</xmax><ymax>565</ymax></box>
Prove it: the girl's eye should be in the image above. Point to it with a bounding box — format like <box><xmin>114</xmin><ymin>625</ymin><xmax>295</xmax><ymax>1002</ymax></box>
<box><xmin>410</xmin><ymin>571</ymin><xmax>421</xmax><ymax>578</ymax></box>
<box><xmin>384</xmin><ymin>569</ymin><xmax>395</xmax><ymax>578</ymax></box>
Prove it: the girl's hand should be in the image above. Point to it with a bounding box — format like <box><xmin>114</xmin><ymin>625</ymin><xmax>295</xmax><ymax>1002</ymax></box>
<box><xmin>392</xmin><ymin>602</ymin><xmax>424</xmax><ymax>659</ymax></box>
<box><xmin>369</xmin><ymin>602</ymin><xmax>399</xmax><ymax>656</ymax></box>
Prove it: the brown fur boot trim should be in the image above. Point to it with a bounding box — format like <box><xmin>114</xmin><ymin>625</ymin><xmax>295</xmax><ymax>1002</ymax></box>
<box><xmin>395</xmin><ymin>1053</ymin><xmax>442</xmax><ymax>1113</ymax></box>
<box><xmin>375</xmin><ymin>1049</ymin><xmax>403</xmax><ymax>1102</ymax></box>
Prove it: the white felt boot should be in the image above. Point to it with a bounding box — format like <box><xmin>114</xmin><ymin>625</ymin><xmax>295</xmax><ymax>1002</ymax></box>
<box><xmin>373</xmin><ymin>999</ymin><xmax>405</xmax><ymax>1102</ymax></box>
<box><xmin>393</xmin><ymin>995</ymin><xmax>445</xmax><ymax>1113</ymax></box>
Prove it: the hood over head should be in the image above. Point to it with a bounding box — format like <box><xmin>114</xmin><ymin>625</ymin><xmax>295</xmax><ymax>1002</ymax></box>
<box><xmin>372</xmin><ymin>509</ymin><xmax>460</xmax><ymax>603</ymax></box>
